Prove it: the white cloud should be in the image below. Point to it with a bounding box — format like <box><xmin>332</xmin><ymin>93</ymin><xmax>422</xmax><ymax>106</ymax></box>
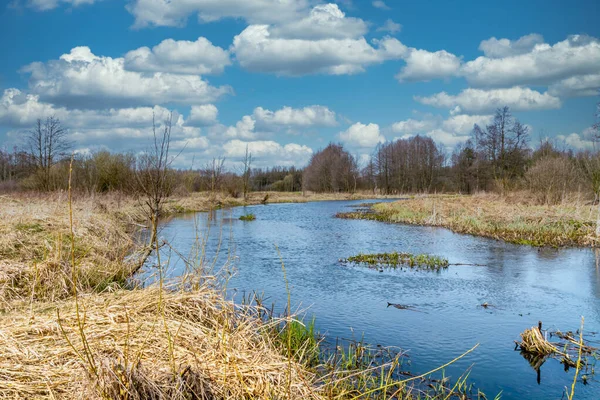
<box><xmin>556</xmin><ymin>129</ymin><xmax>598</xmax><ymax>150</ymax></box>
<box><xmin>425</xmin><ymin>129</ymin><xmax>469</xmax><ymax>148</ymax></box>
<box><xmin>187</xmin><ymin>104</ymin><xmax>219</xmax><ymax>126</ymax></box>
<box><xmin>391</xmin><ymin>118</ymin><xmax>439</xmax><ymax>135</ymax></box>
<box><xmin>214</xmin><ymin>105</ymin><xmax>337</xmax><ymax>139</ymax></box>
<box><xmin>548</xmin><ymin>73</ymin><xmax>600</xmax><ymax>97</ymax></box>
<box><xmin>126</xmin><ymin>0</ymin><xmax>311</xmax><ymax>28</ymax></box>
<box><xmin>463</xmin><ymin>35</ymin><xmax>600</xmax><ymax>88</ymax></box>
<box><xmin>253</xmin><ymin>105</ymin><xmax>337</xmax><ymax>128</ymax></box>
<box><xmin>338</xmin><ymin>122</ymin><xmax>385</xmax><ymax>148</ymax></box>
<box><xmin>124</xmin><ymin>37</ymin><xmax>231</xmax><ymax>75</ymax></box>
<box><xmin>478</xmin><ymin>34</ymin><xmax>545</xmax><ymax>58</ymax></box>
<box><xmin>0</xmin><ymin>89</ymin><xmax>62</xmax><ymax>127</ymax></box>
<box><xmin>0</xmin><ymin>88</ymin><xmax>178</xmax><ymax>129</ymax></box>
<box><xmin>270</xmin><ymin>3</ymin><xmax>367</xmax><ymax>40</ymax></box>
<box><xmin>396</xmin><ymin>49</ymin><xmax>462</xmax><ymax>82</ymax></box>
<box><xmin>442</xmin><ymin>114</ymin><xmax>494</xmax><ymax>134</ymax></box>
<box><xmin>223</xmin><ymin>139</ymin><xmax>313</xmax><ymax>167</ymax></box>
<box><xmin>232</xmin><ymin>25</ymin><xmax>406</xmax><ymax>76</ymax></box>
<box><xmin>390</xmin><ymin>114</ymin><xmax>493</xmax><ymax>148</ymax></box>
<box><xmin>372</xmin><ymin>0</ymin><xmax>390</xmax><ymax>10</ymax></box>
<box><xmin>415</xmin><ymin>87</ymin><xmax>561</xmax><ymax>114</ymax></box>
<box><xmin>224</xmin><ymin>116</ymin><xmax>257</xmax><ymax>140</ymax></box>
<box><xmin>19</xmin><ymin>0</ymin><xmax>99</xmax><ymax>11</ymax></box>
<box><xmin>22</xmin><ymin>46</ymin><xmax>232</xmax><ymax>109</ymax></box>
<box><xmin>377</xmin><ymin>19</ymin><xmax>401</xmax><ymax>34</ymax></box>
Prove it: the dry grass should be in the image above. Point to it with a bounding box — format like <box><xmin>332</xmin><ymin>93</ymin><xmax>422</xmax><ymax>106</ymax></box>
<box><xmin>0</xmin><ymin>193</ymin><xmax>136</xmax><ymax>308</ymax></box>
<box><xmin>345</xmin><ymin>192</ymin><xmax>599</xmax><ymax>247</ymax></box>
<box><xmin>517</xmin><ymin>327</ymin><xmax>558</xmax><ymax>356</ymax></box>
<box><xmin>0</xmin><ymin>285</ymin><xmax>321</xmax><ymax>399</ymax></box>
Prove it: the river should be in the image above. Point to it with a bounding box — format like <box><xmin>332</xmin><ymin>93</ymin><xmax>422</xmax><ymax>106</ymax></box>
<box><xmin>142</xmin><ymin>199</ymin><xmax>600</xmax><ymax>399</ymax></box>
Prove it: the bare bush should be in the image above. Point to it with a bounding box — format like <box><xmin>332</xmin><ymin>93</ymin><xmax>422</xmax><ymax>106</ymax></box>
<box><xmin>525</xmin><ymin>155</ymin><xmax>585</xmax><ymax>204</ymax></box>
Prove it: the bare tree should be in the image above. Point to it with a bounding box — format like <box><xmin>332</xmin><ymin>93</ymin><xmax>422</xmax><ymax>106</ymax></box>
<box><xmin>135</xmin><ymin>113</ymin><xmax>175</xmax><ymax>245</ymax></box>
<box><xmin>303</xmin><ymin>143</ymin><xmax>358</xmax><ymax>193</ymax></box>
<box><xmin>26</xmin><ymin>116</ymin><xmax>71</xmax><ymax>190</ymax></box>
<box><xmin>241</xmin><ymin>145</ymin><xmax>253</xmax><ymax>201</ymax></box>
<box><xmin>472</xmin><ymin>106</ymin><xmax>530</xmax><ymax>189</ymax></box>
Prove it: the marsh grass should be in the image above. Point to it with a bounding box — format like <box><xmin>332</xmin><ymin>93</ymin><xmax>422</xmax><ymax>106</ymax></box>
<box><xmin>240</xmin><ymin>213</ymin><xmax>257</xmax><ymax>221</ymax></box>
<box><xmin>337</xmin><ymin>193</ymin><xmax>599</xmax><ymax>247</ymax></box>
<box><xmin>342</xmin><ymin>252</ymin><xmax>449</xmax><ymax>270</ymax></box>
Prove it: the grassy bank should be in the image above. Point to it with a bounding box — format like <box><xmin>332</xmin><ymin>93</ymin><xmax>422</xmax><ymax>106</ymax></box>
<box><xmin>0</xmin><ymin>192</ymin><xmax>485</xmax><ymax>399</ymax></box>
<box><xmin>337</xmin><ymin>193</ymin><xmax>600</xmax><ymax>247</ymax></box>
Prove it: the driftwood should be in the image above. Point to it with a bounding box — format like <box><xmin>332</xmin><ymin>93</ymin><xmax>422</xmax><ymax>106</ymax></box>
<box><xmin>386</xmin><ymin>302</ymin><xmax>425</xmax><ymax>313</ymax></box>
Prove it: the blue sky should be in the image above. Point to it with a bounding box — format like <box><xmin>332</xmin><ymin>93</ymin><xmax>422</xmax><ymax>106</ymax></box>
<box><xmin>1</xmin><ymin>0</ymin><xmax>599</xmax><ymax>168</ymax></box>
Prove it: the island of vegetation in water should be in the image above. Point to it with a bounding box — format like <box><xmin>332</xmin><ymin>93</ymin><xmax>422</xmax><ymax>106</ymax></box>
<box><xmin>341</xmin><ymin>251</ymin><xmax>449</xmax><ymax>270</ymax></box>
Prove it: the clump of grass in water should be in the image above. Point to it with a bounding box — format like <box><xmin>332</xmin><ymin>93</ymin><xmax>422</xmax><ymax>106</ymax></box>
<box><xmin>343</xmin><ymin>251</ymin><xmax>449</xmax><ymax>270</ymax></box>
<box><xmin>239</xmin><ymin>213</ymin><xmax>256</xmax><ymax>221</ymax></box>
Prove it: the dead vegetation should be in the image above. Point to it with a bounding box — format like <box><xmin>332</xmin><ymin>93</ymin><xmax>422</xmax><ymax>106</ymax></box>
<box><xmin>339</xmin><ymin>193</ymin><xmax>599</xmax><ymax>247</ymax></box>
<box><xmin>0</xmin><ymin>286</ymin><xmax>320</xmax><ymax>399</ymax></box>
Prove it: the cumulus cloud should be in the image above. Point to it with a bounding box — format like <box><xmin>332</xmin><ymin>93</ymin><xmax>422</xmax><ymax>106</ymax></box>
<box><xmin>270</xmin><ymin>3</ymin><xmax>367</xmax><ymax>40</ymax></box>
<box><xmin>253</xmin><ymin>105</ymin><xmax>337</xmax><ymax>128</ymax></box>
<box><xmin>124</xmin><ymin>37</ymin><xmax>231</xmax><ymax>75</ymax></box>
<box><xmin>415</xmin><ymin>87</ymin><xmax>561</xmax><ymax>114</ymax></box>
<box><xmin>17</xmin><ymin>0</ymin><xmax>99</xmax><ymax>11</ymax></box>
<box><xmin>338</xmin><ymin>122</ymin><xmax>385</xmax><ymax>148</ymax></box>
<box><xmin>372</xmin><ymin>0</ymin><xmax>390</xmax><ymax>10</ymax></box>
<box><xmin>396</xmin><ymin>49</ymin><xmax>462</xmax><ymax>82</ymax></box>
<box><xmin>391</xmin><ymin>118</ymin><xmax>439</xmax><ymax>135</ymax></box>
<box><xmin>390</xmin><ymin>113</ymin><xmax>493</xmax><ymax>148</ymax></box>
<box><xmin>214</xmin><ymin>105</ymin><xmax>337</xmax><ymax>140</ymax></box>
<box><xmin>556</xmin><ymin>128</ymin><xmax>598</xmax><ymax>150</ymax></box>
<box><xmin>377</xmin><ymin>19</ymin><xmax>401</xmax><ymax>34</ymax></box>
<box><xmin>0</xmin><ymin>88</ymin><xmax>179</xmax><ymax>129</ymax></box>
<box><xmin>232</xmin><ymin>24</ymin><xmax>406</xmax><ymax>76</ymax></box>
<box><xmin>126</xmin><ymin>0</ymin><xmax>311</xmax><ymax>28</ymax></box>
<box><xmin>224</xmin><ymin>116</ymin><xmax>257</xmax><ymax>140</ymax></box>
<box><xmin>478</xmin><ymin>34</ymin><xmax>545</xmax><ymax>58</ymax></box>
<box><xmin>187</xmin><ymin>104</ymin><xmax>219</xmax><ymax>126</ymax></box>
<box><xmin>548</xmin><ymin>73</ymin><xmax>600</xmax><ymax>97</ymax></box>
<box><xmin>22</xmin><ymin>46</ymin><xmax>232</xmax><ymax>109</ymax></box>
<box><xmin>223</xmin><ymin>139</ymin><xmax>313</xmax><ymax>167</ymax></box>
<box><xmin>463</xmin><ymin>35</ymin><xmax>600</xmax><ymax>88</ymax></box>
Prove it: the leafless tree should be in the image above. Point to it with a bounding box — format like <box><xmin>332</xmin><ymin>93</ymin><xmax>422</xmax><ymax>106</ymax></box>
<box><xmin>135</xmin><ymin>113</ymin><xmax>175</xmax><ymax>245</ymax></box>
<box><xmin>26</xmin><ymin>116</ymin><xmax>71</xmax><ymax>190</ymax></box>
<box><xmin>241</xmin><ymin>145</ymin><xmax>253</xmax><ymax>200</ymax></box>
<box><xmin>472</xmin><ymin>106</ymin><xmax>530</xmax><ymax>189</ymax></box>
<box><xmin>372</xmin><ymin>136</ymin><xmax>444</xmax><ymax>194</ymax></box>
<box><xmin>303</xmin><ymin>143</ymin><xmax>358</xmax><ymax>193</ymax></box>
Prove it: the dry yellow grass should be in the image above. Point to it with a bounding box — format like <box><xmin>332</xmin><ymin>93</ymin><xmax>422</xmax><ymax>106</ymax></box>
<box><xmin>0</xmin><ymin>285</ymin><xmax>321</xmax><ymax>399</ymax></box>
<box><xmin>351</xmin><ymin>193</ymin><xmax>599</xmax><ymax>247</ymax></box>
<box><xmin>0</xmin><ymin>192</ymin><xmax>325</xmax><ymax>399</ymax></box>
<box><xmin>0</xmin><ymin>193</ymin><xmax>136</xmax><ymax>308</ymax></box>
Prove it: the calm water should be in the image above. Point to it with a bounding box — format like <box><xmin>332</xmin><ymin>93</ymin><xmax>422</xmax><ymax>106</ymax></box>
<box><xmin>143</xmin><ymin>199</ymin><xmax>600</xmax><ymax>399</ymax></box>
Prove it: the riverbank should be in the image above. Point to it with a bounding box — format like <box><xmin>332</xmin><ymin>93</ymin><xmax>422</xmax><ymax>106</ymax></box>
<box><xmin>337</xmin><ymin>193</ymin><xmax>599</xmax><ymax>247</ymax></box>
<box><xmin>0</xmin><ymin>192</ymin><xmax>473</xmax><ymax>399</ymax></box>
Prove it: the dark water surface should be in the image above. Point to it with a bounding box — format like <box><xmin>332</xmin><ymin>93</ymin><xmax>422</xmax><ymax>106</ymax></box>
<box><xmin>145</xmin><ymin>199</ymin><xmax>600</xmax><ymax>399</ymax></box>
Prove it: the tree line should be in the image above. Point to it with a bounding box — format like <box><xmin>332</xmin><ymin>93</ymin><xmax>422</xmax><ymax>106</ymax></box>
<box><xmin>1</xmin><ymin>105</ymin><xmax>600</xmax><ymax>205</ymax></box>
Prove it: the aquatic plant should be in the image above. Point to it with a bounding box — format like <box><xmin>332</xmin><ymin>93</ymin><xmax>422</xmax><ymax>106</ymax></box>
<box><xmin>342</xmin><ymin>251</ymin><xmax>449</xmax><ymax>270</ymax></box>
<box><xmin>239</xmin><ymin>213</ymin><xmax>256</xmax><ymax>221</ymax></box>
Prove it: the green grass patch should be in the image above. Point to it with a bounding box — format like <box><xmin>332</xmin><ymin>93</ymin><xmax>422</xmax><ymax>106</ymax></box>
<box><xmin>239</xmin><ymin>213</ymin><xmax>256</xmax><ymax>221</ymax></box>
<box><xmin>342</xmin><ymin>251</ymin><xmax>449</xmax><ymax>270</ymax></box>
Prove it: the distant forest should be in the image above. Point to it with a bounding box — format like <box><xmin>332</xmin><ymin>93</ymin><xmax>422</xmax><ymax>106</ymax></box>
<box><xmin>2</xmin><ymin>105</ymin><xmax>600</xmax><ymax>205</ymax></box>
